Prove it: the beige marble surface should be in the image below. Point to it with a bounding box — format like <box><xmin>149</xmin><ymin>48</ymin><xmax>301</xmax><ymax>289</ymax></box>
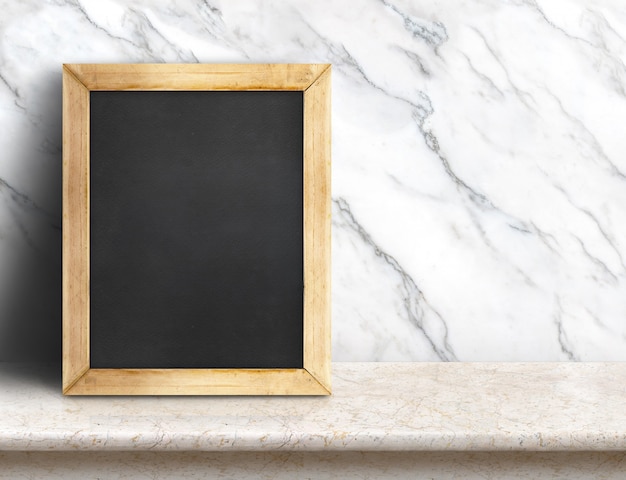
<box><xmin>1</xmin><ymin>362</ymin><xmax>625</xmax><ymax>452</ymax></box>
<box><xmin>1</xmin><ymin>451</ymin><xmax>625</xmax><ymax>479</ymax></box>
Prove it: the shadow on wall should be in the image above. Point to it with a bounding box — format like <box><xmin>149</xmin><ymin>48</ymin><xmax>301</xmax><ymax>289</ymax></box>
<box><xmin>0</xmin><ymin>70</ymin><xmax>63</xmax><ymax>363</ymax></box>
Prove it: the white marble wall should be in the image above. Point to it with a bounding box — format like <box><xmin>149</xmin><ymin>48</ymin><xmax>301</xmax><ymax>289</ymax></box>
<box><xmin>1</xmin><ymin>0</ymin><xmax>625</xmax><ymax>361</ymax></box>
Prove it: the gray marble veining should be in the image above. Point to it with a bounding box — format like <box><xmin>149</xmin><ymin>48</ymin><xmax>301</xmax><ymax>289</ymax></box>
<box><xmin>1</xmin><ymin>0</ymin><xmax>625</xmax><ymax>361</ymax></box>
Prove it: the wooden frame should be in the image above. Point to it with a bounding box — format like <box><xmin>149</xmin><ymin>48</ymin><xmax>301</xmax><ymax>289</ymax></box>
<box><xmin>62</xmin><ymin>64</ymin><xmax>331</xmax><ymax>395</ymax></box>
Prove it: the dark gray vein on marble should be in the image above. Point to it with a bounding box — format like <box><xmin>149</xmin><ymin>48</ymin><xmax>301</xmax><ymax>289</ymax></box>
<box><xmin>527</xmin><ymin>3</ymin><xmax>626</xmax><ymax>97</ymax></box>
<box><xmin>0</xmin><ymin>71</ymin><xmax>18</xmax><ymax>97</ymax></box>
<box><xmin>586</xmin><ymin>8</ymin><xmax>626</xmax><ymax>43</ymax></box>
<box><xmin>550</xmin><ymin>181</ymin><xmax>626</xmax><ymax>271</ymax></box>
<box><xmin>69</xmin><ymin>0</ymin><xmax>145</xmax><ymax>52</ymax></box>
<box><xmin>469</xmin><ymin>27</ymin><xmax>536</xmax><ymax>110</ymax></box>
<box><xmin>4</xmin><ymin>202</ymin><xmax>40</xmax><ymax>254</ymax></box>
<box><xmin>126</xmin><ymin>8</ymin><xmax>199</xmax><ymax>63</ymax></box>
<box><xmin>199</xmin><ymin>0</ymin><xmax>221</xmax><ymax>17</ymax></box>
<box><xmin>386</xmin><ymin>173</ymin><xmax>445</xmax><ymax>203</ymax></box>
<box><xmin>585</xmin><ymin>12</ymin><xmax>626</xmax><ymax>97</ymax></box>
<box><xmin>196</xmin><ymin>0</ymin><xmax>227</xmax><ymax>41</ymax></box>
<box><xmin>0</xmin><ymin>70</ymin><xmax>25</xmax><ymax>110</ymax></box>
<box><xmin>466</xmin><ymin>207</ymin><xmax>537</xmax><ymax>287</ymax></box>
<box><xmin>579</xmin><ymin>207</ymin><xmax>625</xmax><ymax>270</ymax></box>
<box><xmin>334</xmin><ymin>197</ymin><xmax>456</xmax><ymax>361</ymax></box>
<box><xmin>530</xmin><ymin>222</ymin><xmax>562</xmax><ymax>256</ymax></box>
<box><xmin>574</xmin><ymin>236</ymin><xmax>619</xmax><ymax>283</ymax></box>
<box><xmin>298</xmin><ymin>16</ymin><xmax>429</xmax><ymax>112</ymax></box>
<box><xmin>0</xmin><ymin>177</ymin><xmax>55</xmax><ymax>220</ymax></box>
<box><xmin>298</xmin><ymin>13</ymin><xmax>438</xmax><ymax>124</ymax></box>
<box><xmin>380</xmin><ymin>0</ymin><xmax>448</xmax><ymax>52</ymax></box>
<box><xmin>328</xmin><ymin>43</ymin><xmax>378</xmax><ymax>88</ymax></box>
<box><xmin>542</xmin><ymin>88</ymin><xmax>626</xmax><ymax>180</ymax></box>
<box><xmin>460</xmin><ymin>52</ymin><xmax>505</xmax><ymax>99</ymax></box>
<box><xmin>394</xmin><ymin>46</ymin><xmax>430</xmax><ymax>76</ymax></box>
<box><xmin>0</xmin><ymin>177</ymin><xmax>60</xmax><ymax>256</ymax></box>
<box><xmin>413</xmin><ymin>108</ymin><xmax>495</xmax><ymax>210</ymax></box>
<box><xmin>70</xmin><ymin>0</ymin><xmax>197</xmax><ymax>62</ymax></box>
<box><xmin>584</xmin><ymin>307</ymin><xmax>611</xmax><ymax>333</ymax></box>
<box><xmin>525</xmin><ymin>0</ymin><xmax>595</xmax><ymax>48</ymax></box>
<box><xmin>554</xmin><ymin>299</ymin><xmax>578</xmax><ymax>361</ymax></box>
<box><xmin>508</xmin><ymin>224</ymin><xmax>532</xmax><ymax>234</ymax></box>
<box><xmin>191</xmin><ymin>0</ymin><xmax>250</xmax><ymax>60</ymax></box>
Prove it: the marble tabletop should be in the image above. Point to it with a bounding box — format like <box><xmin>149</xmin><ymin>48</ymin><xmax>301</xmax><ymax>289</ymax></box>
<box><xmin>1</xmin><ymin>362</ymin><xmax>625</xmax><ymax>452</ymax></box>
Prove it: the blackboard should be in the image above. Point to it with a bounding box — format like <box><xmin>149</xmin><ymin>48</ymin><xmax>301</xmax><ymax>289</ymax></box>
<box><xmin>62</xmin><ymin>64</ymin><xmax>331</xmax><ymax>395</ymax></box>
<box><xmin>90</xmin><ymin>90</ymin><xmax>304</xmax><ymax>369</ymax></box>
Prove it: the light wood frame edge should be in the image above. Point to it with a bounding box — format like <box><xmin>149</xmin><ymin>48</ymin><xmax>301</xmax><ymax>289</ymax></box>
<box><xmin>62</xmin><ymin>65</ymin><xmax>90</xmax><ymax>393</ymax></box>
<box><xmin>62</xmin><ymin>64</ymin><xmax>331</xmax><ymax>395</ymax></box>
<box><xmin>303</xmin><ymin>66</ymin><xmax>332</xmax><ymax>393</ymax></box>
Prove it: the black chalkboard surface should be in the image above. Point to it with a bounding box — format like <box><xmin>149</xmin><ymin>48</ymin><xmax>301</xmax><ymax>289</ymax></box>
<box><xmin>63</xmin><ymin>64</ymin><xmax>330</xmax><ymax>395</ymax></box>
<box><xmin>90</xmin><ymin>91</ymin><xmax>304</xmax><ymax>369</ymax></box>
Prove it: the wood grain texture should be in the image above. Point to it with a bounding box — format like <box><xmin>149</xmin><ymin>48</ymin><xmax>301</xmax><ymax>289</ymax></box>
<box><xmin>65</xmin><ymin>63</ymin><xmax>328</xmax><ymax>91</ymax></box>
<box><xmin>64</xmin><ymin>369</ymin><xmax>328</xmax><ymax>395</ymax></box>
<box><xmin>62</xmin><ymin>66</ymin><xmax>90</xmax><ymax>393</ymax></box>
<box><xmin>62</xmin><ymin>63</ymin><xmax>331</xmax><ymax>395</ymax></box>
<box><xmin>303</xmin><ymin>66</ymin><xmax>332</xmax><ymax>393</ymax></box>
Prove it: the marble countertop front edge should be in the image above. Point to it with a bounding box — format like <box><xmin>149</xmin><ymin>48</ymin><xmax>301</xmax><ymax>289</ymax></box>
<box><xmin>0</xmin><ymin>362</ymin><xmax>624</xmax><ymax>452</ymax></box>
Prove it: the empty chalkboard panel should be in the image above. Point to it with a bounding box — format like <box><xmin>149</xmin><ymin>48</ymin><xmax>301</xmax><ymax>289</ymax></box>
<box><xmin>90</xmin><ymin>91</ymin><xmax>304</xmax><ymax>369</ymax></box>
<box><xmin>62</xmin><ymin>64</ymin><xmax>331</xmax><ymax>395</ymax></box>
